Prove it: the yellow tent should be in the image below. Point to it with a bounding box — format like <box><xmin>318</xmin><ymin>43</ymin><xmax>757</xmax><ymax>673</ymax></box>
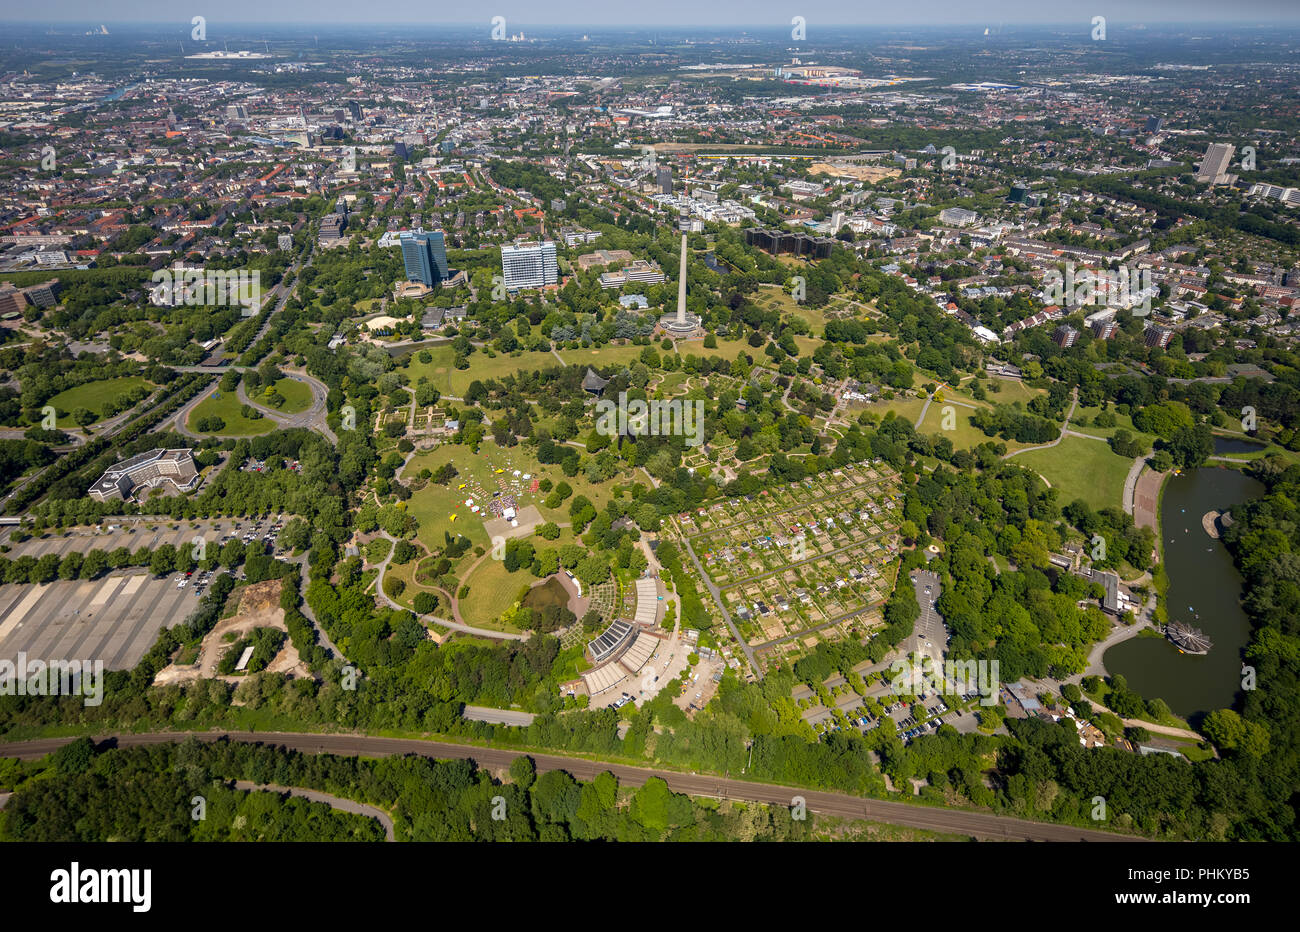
<box><xmin>450</xmin><ymin>514</ymin><xmax>458</xmax><ymax>522</ymax></box>
<box><xmin>458</xmin><ymin>483</ymin><xmax>466</xmax><ymax>489</ymax></box>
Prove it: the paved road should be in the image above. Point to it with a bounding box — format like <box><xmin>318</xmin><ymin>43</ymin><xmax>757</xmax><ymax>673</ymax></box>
<box><xmin>681</xmin><ymin>536</ymin><xmax>758</xmax><ymax>676</ymax></box>
<box><xmin>908</xmin><ymin>569</ymin><xmax>947</xmax><ymax>667</ymax></box>
<box><xmin>163</xmin><ymin>376</ymin><xmax>221</xmax><ymax>439</ymax></box>
<box><xmin>0</xmin><ymin>732</ymin><xmax>1149</xmax><ymax>842</ymax></box>
<box><xmin>372</xmin><ymin>531</ymin><xmax>527</xmax><ymax>641</ymax></box>
<box><xmin>235</xmin><ymin>369</ymin><xmax>335</xmax><ymax>442</ymax></box>
<box><xmin>1122</xmin><ymin>455</ymin><xmax>1147</xmax><ymax>516</ymax></box>
<box><xmin>232</xmin><ymin>780</ymin><xmax>394</xmax><ymax>841</ymax></box>
<box><xmin>462</xmin><ymin>706</ymin><xmax>536</xmax><ymax>727</ymax></box>
<box><xmin>914</xmin><ymin>389</ymin><xmax>935</xmax><ymax>429</ymax></box>
<box><xmin>1003</xmin><ymin>387</ymin><xmax>1079</xmax><ymax>460</ymax></box>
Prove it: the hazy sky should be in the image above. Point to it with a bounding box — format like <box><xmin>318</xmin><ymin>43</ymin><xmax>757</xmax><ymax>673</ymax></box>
<box><xmin>8</xmin><ymin>1</ymin><xmax>1300</xmax><ymax>27</ymax></box>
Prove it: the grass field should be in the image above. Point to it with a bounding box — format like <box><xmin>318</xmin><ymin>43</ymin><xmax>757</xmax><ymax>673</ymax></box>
<box><xmin>457</xmin><ymin>557</ymin><xmax>529</xmax><ymax>630</ymax></box>
<box><xmin>401</xmin><ymin>346</ymin><xmax>558</xmax><ymax>398</ymax></box>
<box><xmin>917</xmin><ymin>400</ymin><xmax>1031</xmax><ymax>453</ymax></box>
<box><xmin>1014</xmin><ymin>435</ymin><xmax>1132</xmax><ymax>511</ymax></box>
<box><xmin>187</xmin><ymin>388</ymin><xmax>274</xmax><ymax>437</ymax></box>
<box><xmin>403</xmin><ymin>441</ymin><xmax>618</xmax><ymax>558</ymax></box>
<box><xmin>46</xmin><ymin>376</ymin><xmax>152</xmax><ymax>426</ymax></box>
<box><xmin>754</xmin><ymin>286</ymin><xmax>826</xmax><ymax>331</ymax></box>
<box><xmin>979</xmin><ymin>377</ymin><xmax>1044</xmax><ymax>407</ymax></box>
<box><xmin>1069</xmin><ymin>405</ymin><xmax>1155</xmax><ymax>448</ymax></box>
<box><xmin>852</xmin><ymin>394</ymin><xmax>928</xmax><ymax>426</ymax></box>
<box><xmin>654</xmin><ymin>371</ymin><xmax>689</xmax><ymax>395</ymax></box>
<box><xmin>557</xmin><ymin>343</ymin><xmax>645</xmax><ymax>368</ymax></box>
<box><xmin>266</xmin><ymin>377</ymin><xmax>313</xmax><ymax>414</ymax></box>
<box><xmin>397</xmin><ymin>330</ymin><xmax>826</xmax><ymax>401</ymax></box>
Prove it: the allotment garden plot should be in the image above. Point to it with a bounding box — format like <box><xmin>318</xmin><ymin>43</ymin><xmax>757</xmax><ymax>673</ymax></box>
<box><xmin>681</xmin><ymin>461</ymin><xmax>902</xmax><ymax>650</ymax></box>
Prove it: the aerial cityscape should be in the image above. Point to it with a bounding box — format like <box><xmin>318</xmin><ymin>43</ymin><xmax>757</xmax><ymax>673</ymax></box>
<box><xmin>0</xmin><ymin>2</ymin><xmax>1294</xmax><ymax>886</ymax></box>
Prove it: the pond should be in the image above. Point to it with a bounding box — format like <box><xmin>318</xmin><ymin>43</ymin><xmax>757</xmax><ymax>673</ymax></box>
<box><xmin>1103</xmin><ymin>467</ymin><xmax>1263</xmax><ymax>719</ymax></box>
<box><xmin>1213</xmin><ymin>435</ymin><xmax>1267</xmax><ymax>455</ymax></box>
<box><xmin>523</xmin><ymin>576</ymin><xmax>571</xmax><ymax>612</ymax></box>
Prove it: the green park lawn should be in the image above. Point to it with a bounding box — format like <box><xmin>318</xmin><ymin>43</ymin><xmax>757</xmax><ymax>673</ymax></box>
<box><xmin>1014</xmin><ymin>435</ymin><xmax>1132</xmax><ymax>511</ymax></box>
<box><xmin>917</xmin><ymin>399</ymin><xmax>1031</xmax><ymax>453</ymax></box>
<box><xmin>653</xmin><ymin>370</ymin><xmax>689</xmax><ymax>396</ymax></box>
<box><xmin>398</xmin><ymin>344</ymin><xmax>459</xmax><ymax>397</ymax></box>
<box><xmin>46</xmin><ymin>376</ymin><xmax>152</xmax><ymax>426</ymax></box>
<box><xmin>403</xmin><ymin>441</ymin><xmax>617</xmax><ymax>555</ymax></box>
<box><xmin>979</xmin><ymin>377</ymin><xmax>1044</xmax><ymax>407</ymax></box>
<box><xmin>401</xmin><ymin>345</ymin><xmax>557</xmax><ymax>398</ymax></box>
<box><xmin>754</xmin><ymin>285</ymin><xmax>827</xmax><ymax>332</ymax></box>
<box><xmin>557</xmin><ymin>342</ymin><xmax>647</xmax><ymax>368</ymax></box>
<box><xmin>457</xmin><ymin>557</ymin><xmax>530</xmax><ymax>630</ymax></box>
<box><xmin>266</xmin><ymin>377</ymin><xmax>314</xmax><ymax>414</ymax></box>
<box><xmin>1069</xmin><ymin>404</ymin><xmax>1156</xmax><ymax>447</ymax></box>
<box><xmin>187</xmin><ymin>388</ymin><xmax>274</xmax><ymax>437</ymax></box>
<box><xmin>853</xmin><ymin>394</ymin><xmax>928</xmax><ymax>427</ymax></box>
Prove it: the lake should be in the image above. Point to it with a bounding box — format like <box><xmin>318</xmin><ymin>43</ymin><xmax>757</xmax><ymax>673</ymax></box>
<box><xmin>1103</xmin><ymin>467</ymin><xmax>1262</xmax><ymax>719</ymax></box>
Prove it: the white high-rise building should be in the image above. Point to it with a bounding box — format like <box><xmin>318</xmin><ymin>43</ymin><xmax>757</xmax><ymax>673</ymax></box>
<box><xmin>500</xmin><ymin>241</ymin><xmax>558</xmax><ymax>291</ymax></box>
<box><xmin>1195</xmin><ymin>143</ymin><xmax>1236</xmax><ymax>185</ymax></box>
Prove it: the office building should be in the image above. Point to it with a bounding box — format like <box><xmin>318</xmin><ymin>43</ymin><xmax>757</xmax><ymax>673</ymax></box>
<box><xmin>1195</xmin><ymin>143</ymin><xmax>1236</xmax><ymax>185</ymax></box>
<box><xmin>319</xmin><ymin>213</ymin><xmax>345</xmax><ymax>243</ymax></box>
<box><xmin>1145</xmin><ymin>116</ymin><xmax>1163</xmax><ymax>133</ymax></box>
<box><xmin>88</xmin><ymin>449</ymin><xmax>199</xmax><ymax>502</ymax></box>
<box><xmin>656</xmin><ymin>166</ymin><xmax>673</xmax><ymax>195</ymax></box>
<box><xmin>598</xmin><ymin>260</ymin><xmax>666</xmax><ymax>290</ymax></box>
<box><xmin>400</xmin><ymin>229</ymin><xmax>450</xmax><ymax>287</ymax></box>
<box><xmin>500</xmin><ymin>241</ymin><xmax>558</xmax><ymax>291</ymax></box>
<box><xmin>347</xmin><ymin>101</ymin><xmax>362</xmax><ymax>122</ymax></box>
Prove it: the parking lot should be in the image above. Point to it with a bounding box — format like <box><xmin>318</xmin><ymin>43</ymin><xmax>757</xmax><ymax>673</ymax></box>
<box><xmin>4</xmin><ymin>515</ymin><xmax>289</xmax><ymax>563</ymax></box>
<box><xmin>0</xmin><ymin>570</ymin><xmax>203</xmax><ymax>671</ymax></box>
<box><xmin>909</xmin><ymin>569</ymin><xmax>948</xmax><ymax>664</ymax></box>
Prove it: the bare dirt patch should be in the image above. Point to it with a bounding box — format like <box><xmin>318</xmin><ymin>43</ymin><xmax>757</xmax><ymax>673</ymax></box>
<box><xmin>153</xmin><ymin>578</ymin><xmax>308</xmax><ymax>687</ymax></box>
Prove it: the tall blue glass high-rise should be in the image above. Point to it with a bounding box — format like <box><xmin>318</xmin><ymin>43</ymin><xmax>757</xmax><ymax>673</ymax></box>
<box><xmin>400</xmin><ymin>229</ymin><xmax>449</xmax><ymax>287</ymax></box>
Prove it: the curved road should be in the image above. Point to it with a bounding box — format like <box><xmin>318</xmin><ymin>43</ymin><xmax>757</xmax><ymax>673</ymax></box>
<box><xmin>234</xmin><ymin>370</ymin><xmax>335</xmax><ymax>442</ymax></box>
<box><xmin>164</xmin><ymin>376</ymin><xmax>221</xmax><ymax>440</ymax></box>
<box><xmin>372</xmin><ymin>531</ymin><xmax>527</xmax><ymax>641</ymax></box>
<box><xmin>1003</xmin><ymin>387</ymin><xmax>1079</xmax><ymax>460</ymax></box>
<box><xmin>172</xmin><ymin>367</ymin><xmax>335</xmax><ymax>443</ymax></box>
<box><xmin>0</xmin><ymin>731</ymin><xmax>1149</xmax><ymax>842</ymax></box>
<box><xmin>232</xmin><ymin>780</ymin><xmax>394</xmax><ymax>841</ymax></box>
